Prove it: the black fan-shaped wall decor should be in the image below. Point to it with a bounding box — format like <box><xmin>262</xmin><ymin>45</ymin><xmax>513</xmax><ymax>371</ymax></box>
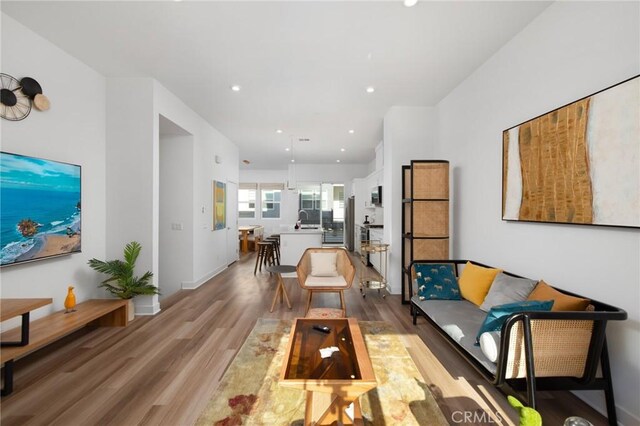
<box><xmin>0</xmin><ymin>73</ymin><xmax>31</xmax><ymax>121</ymax></box>
<box><xmin>0</xmin><ymin>73</ymin><xmax>50</xmax><ymax>121</ymax></box>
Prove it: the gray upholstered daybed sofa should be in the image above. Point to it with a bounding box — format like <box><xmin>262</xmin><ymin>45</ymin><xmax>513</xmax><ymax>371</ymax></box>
<box><xmin>409</xmin><ymin>259</ymin><xmax>627</xmax><ymax>425</ymax></box>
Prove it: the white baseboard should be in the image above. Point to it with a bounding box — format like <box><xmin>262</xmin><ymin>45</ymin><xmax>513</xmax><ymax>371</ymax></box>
<box><xmin>134</xmin><ymin>301</ymin><xmax>161</xmax><ymax>316</ymax></box>
<box><xmin>573</xmin><ymin>390</ymin><xmax>639</xmax><ymax>425</ymax></box>
<box><xmin>181</xmin><ymin>265</ymin><xmax>226</xmax><ymax>290</ymax></box>
<box><xmin>616</xmin><ymin>403</ymin><xmax>640</xmax><ymax>426</ymax></box>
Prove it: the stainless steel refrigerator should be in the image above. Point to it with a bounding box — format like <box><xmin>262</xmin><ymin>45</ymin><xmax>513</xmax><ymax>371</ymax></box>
<box><xmin>345</xmin><ymin>196</ymin><xmax>355</xmax><ymax>251</ymax></box>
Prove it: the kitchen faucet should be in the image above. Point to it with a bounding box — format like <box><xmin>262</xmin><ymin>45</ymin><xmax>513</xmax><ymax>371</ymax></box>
<box><xmin>298</xmin><ymin>209</ymin><xmax>309</xmax><ymax>221</ymax></box>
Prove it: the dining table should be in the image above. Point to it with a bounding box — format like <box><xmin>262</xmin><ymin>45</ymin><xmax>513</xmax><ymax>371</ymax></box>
<box><xmin>238</xmin><ymin>225</ymin><xmax>260</xmax><ymax>253</ymax></box>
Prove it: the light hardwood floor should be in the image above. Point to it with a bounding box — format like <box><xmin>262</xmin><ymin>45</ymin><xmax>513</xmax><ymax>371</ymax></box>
<box><xmin>1</xmin><ymin>252</ymin><xmax>607</xmax><ymax>425</ymax></box>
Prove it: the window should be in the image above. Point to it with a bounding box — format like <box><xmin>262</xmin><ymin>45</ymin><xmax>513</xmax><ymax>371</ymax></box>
<box><xmin>259</xmin><ymin>183</ymin><xmax>284</xmax><ymax>219</ymax></box>
<box><xmin>321</xmin><ymin>190</ymin><xmax>329</xmax><ymax>210</ymax></box>
<box><xmin>299</xmin><ymin>189</ymin><xmax>321</xmax><ymax>211</ymax></box>
<box><xmin>297</xmin><ymin>184</ymin><xmax>322</xmax><ymax>226</ymax></box>
<box><xmin>238</xmin><ymin>183</ymin><xmax>257</xmax><ymax>218</ymax></box>
<box><xmin>332</xmin><ymin>185</ymin><xmax>345</xmax><ymax>221</ymax></box>
<box><xmin>261</xmin><ymin>189</ymin><xmax>281</xmax><ymax>219</ymax></box>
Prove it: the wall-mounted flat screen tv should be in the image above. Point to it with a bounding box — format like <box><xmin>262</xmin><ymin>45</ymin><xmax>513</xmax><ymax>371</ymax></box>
<box><xmin>1</xmin><ymin>152</ymin><xmax>81</xmax><ymax>267</ymax></box>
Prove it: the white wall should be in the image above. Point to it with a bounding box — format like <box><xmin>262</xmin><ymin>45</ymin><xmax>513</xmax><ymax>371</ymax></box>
<box><xmin>436</xmin><ymin>2</ymin><xmax>640</xmax><ymax>423</ymax></box>
<box><xmin>353</xmin><ymin>169</ymin><xmax>384</xmax><ymax>228</ymax></box>
<box><xmin>153</xmin><ymin>81</ymin><xmax>240</xmax><ymax>290</ymax></box>
<box><xmin>383</xmin><ymin>106</ymin><xmax>437</xmax><ymax>294</ymax></box>
<box><xmin>159</xmin><ymin>132</ymin><xmax>194</xmax><ymax>299</ymax></box>
<box><xmin>105</xmin><ymin>78</ymin><xmax>157</xmax><ymax>313</ymax></box>
<box><xmin>0</xmin><ymin>14</ymin><xmax>106</xmax><ymax>324</ymax></box>
<box><xmin>106</xmin><ymin>79</ymin><xmax>239</xmax><ymax>313</ymax></box>
<box><xmin>293</xmin><ymin>163</ymin><xmax>369</xmax><ymax>190</ymax></box>
<box><xmin>239</xmin><ymin>169</ymin><xmax>294</xmax><ymax>235</ymax></box>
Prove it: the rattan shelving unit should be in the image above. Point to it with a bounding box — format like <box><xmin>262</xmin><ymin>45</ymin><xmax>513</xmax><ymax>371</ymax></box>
<box><xmin>401</xmin><ymin>160</ymin><xmax>450</xmax><ymax>304</ymax></box>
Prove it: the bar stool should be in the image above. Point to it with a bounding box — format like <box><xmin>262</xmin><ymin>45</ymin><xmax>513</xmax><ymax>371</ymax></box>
<box><xmin>264</xmin><ymin>236</ymin><xmax>280</xmax><ymax>265</ymax></box>
<box><xmin>254</xmin><ymin>242</ymin><xmax>273</xmax><ymax>274</ymax></box>
<box><xmin>264</xmin><ymin>239</ymin><xmax>279</xmax><ymax>267</ymax></box>
<box><xmin>269</xmin><ymin>234</ymin><xmax>281</xmax><ymax>258</ymax></box>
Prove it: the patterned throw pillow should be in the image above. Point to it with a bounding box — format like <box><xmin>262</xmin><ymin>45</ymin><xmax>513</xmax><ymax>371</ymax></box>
<box><xmin>413</xmin><ymin>263</ymin><xmax>461</xmax><ymax>300</ymax></box>
<box><xmin>475</xmin><ymin>300</ymin><xmax>553</xmax><ymax>344</ymax></box>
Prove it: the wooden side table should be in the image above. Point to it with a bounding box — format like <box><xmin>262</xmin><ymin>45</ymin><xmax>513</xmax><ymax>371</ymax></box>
<box><xmin>265</xmin><ymin>264</ymin><xmax>296</xmax><ymax>312</ymax></box>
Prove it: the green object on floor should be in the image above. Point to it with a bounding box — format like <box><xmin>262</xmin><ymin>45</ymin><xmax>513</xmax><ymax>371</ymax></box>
<box><xmin>508</xmin><ymin>395</ymin><xmax>543</xmax><ymax>426</ymax></box>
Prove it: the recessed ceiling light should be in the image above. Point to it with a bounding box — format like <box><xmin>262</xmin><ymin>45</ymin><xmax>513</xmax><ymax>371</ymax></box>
<box><xmin>341</xmin><ymin>148</ymin><xmax>346</xmax><ymax>152</ymax></box>
<box><xmin>366</xmin><ymin>86</ymin><xmax>375</xmax><ymax>93</ymax></box>
<box><xmin>336</xmin><ymin>160</ymin><xmax>341</xmax><ymax>163</ymax></box>
<box><xmin>231</xmin><ymin>85</ymin><xmax>241</xmax><ymax>92</ymax></box>
<box><xmin>291</xmin><ymin>159</ymin><xmax>295</xmax><ymax>163</ymax></box>
<box><xmin>404</xmin><ymin>0</ymin><xmax>418</xmax><ymax>7</ymax></box>
<box><xmin>276</xmin><ymin>129</ymin><xmax>283</xmax><ymax>134</ymax></box>
<box><xmin>285</xmin><ymin>148</ymin><xmax>290</xmax><ymax>151</ymax></box>
<box><xmin>348</xmin><ymin>129</ymin><xmax>355</xmax><ymax>134</ymax></box>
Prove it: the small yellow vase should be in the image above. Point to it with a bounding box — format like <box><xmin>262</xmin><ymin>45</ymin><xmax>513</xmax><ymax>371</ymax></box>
<box><xmin>64</xmin><ymin>286</ymin><xmax>76</xmax><ymax>313</ymax></box>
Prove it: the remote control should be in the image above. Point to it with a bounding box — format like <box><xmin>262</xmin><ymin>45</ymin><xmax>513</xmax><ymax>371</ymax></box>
<box><xmin>312</xmin><ymin>325</ymin><xmax>331</xmax><ymax>333</ymax></box>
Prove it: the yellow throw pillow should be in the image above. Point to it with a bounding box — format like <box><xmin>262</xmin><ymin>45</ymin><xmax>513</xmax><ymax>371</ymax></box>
<box><xmin>527</xmin><ymin>280</ymin><xmax>590</xmax><ymax>311</ymax></box>
<box><xmin>458</xmin><ymin>262</ymin><xmax>501</xmax><ymax>306</ymax></box>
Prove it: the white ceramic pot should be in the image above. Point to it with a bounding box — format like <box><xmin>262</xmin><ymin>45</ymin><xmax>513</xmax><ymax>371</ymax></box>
<box><xmin>127</xmin><ymin>299</ymin><xmax>135</xmax><ymax>322</ymax></box>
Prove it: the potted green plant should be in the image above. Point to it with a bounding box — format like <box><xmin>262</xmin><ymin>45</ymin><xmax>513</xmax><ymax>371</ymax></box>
<box><xmin>88</xmin><ymin>241</ymin><xmax>159</xmax><ymax>321</ymax></box>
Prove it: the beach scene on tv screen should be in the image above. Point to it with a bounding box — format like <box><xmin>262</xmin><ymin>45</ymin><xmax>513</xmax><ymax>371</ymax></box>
<box><xmin>0</xmin><ymin>152</ymin><xmax>81</xmax><ymax>266</ymax></box>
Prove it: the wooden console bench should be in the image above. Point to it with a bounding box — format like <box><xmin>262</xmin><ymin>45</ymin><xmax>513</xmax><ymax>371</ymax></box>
<box><xmin>0</xmin><ymin>299</ymin><xmax>129</xmax><ymax>396</ymax></box>
<box><xmin>1</xmin><ymin>299</ymin><xmax>53</xmax><ymax>347</ymax></box>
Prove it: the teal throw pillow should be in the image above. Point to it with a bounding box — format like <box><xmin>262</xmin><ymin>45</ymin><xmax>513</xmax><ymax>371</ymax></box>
<box><xmin>414</xmin><ymin>263</ymin><xmax>461</xmax><ymax>300</ymax></box>
<box><xmin>475</xmin><ymin>300</ymin><xmax>553</xmax><ymax>344</ymax></box>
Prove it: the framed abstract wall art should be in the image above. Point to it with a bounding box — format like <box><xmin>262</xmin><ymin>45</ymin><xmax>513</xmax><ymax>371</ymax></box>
<box><xmin>213</xmin><ymin>180</ymin><xmax>226</xmax><ymax>231</ymax></box>
<box><xmin>502</xmin><ymin>75</ymin><xmax>639</xmax><ymax>228</ymax></box>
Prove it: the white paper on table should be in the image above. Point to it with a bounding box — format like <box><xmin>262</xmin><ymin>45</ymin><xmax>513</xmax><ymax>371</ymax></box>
<box><xmin>345</xmin><ymin>402</ymin><xmax>355</xmax><ymax>421</ymax></box>
<box><xmin>319</xmin><ymin>346</ymin><xmax>339</xmax><ymax>358</ymax></box>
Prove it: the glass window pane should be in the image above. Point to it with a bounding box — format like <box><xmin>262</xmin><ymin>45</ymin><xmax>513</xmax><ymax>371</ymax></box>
<box><xmin>238</xmin><ymin>188</ymin><xmax>256</xmax><ymax>218</ymax></box>
<box><xmin>262</xmin><ymin>204</ymin><xmax>280</xmax><ymax>218</ymax></box>
<box><xmin>260</xmin><ymin>189</ymin><xmax>281</xmax><ymax>219</ymax></box>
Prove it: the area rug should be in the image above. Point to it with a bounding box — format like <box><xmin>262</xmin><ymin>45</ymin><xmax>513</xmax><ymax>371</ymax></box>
<box><xmin>196</xmin><ymin>319</ymin><xmax>447</xmax><ymax>425</ymax></box>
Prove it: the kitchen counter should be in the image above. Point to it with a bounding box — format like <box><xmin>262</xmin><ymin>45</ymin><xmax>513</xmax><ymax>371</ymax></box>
<box><xmin>280</xmin><ymin>229</ymin><xmax>324</xmax><ymax>234</ymax></box>
<box><xmin>279</xmin><ymin>230</ymin><xmax>323</xmax><ymax>277</ymax></box>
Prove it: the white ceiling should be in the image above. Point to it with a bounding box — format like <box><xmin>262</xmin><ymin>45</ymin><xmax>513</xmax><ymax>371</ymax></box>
<box><xmin>2</xmin><ymin>1</ymin><xmax>550</xmax><ymax>169</ymax></box>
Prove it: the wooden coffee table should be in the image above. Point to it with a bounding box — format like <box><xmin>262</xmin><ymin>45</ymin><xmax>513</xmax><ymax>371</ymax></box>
<box><xmin>279</xmin><ymin>318</ymin><xmax>377</xmax><ymax>425</ymax></box>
